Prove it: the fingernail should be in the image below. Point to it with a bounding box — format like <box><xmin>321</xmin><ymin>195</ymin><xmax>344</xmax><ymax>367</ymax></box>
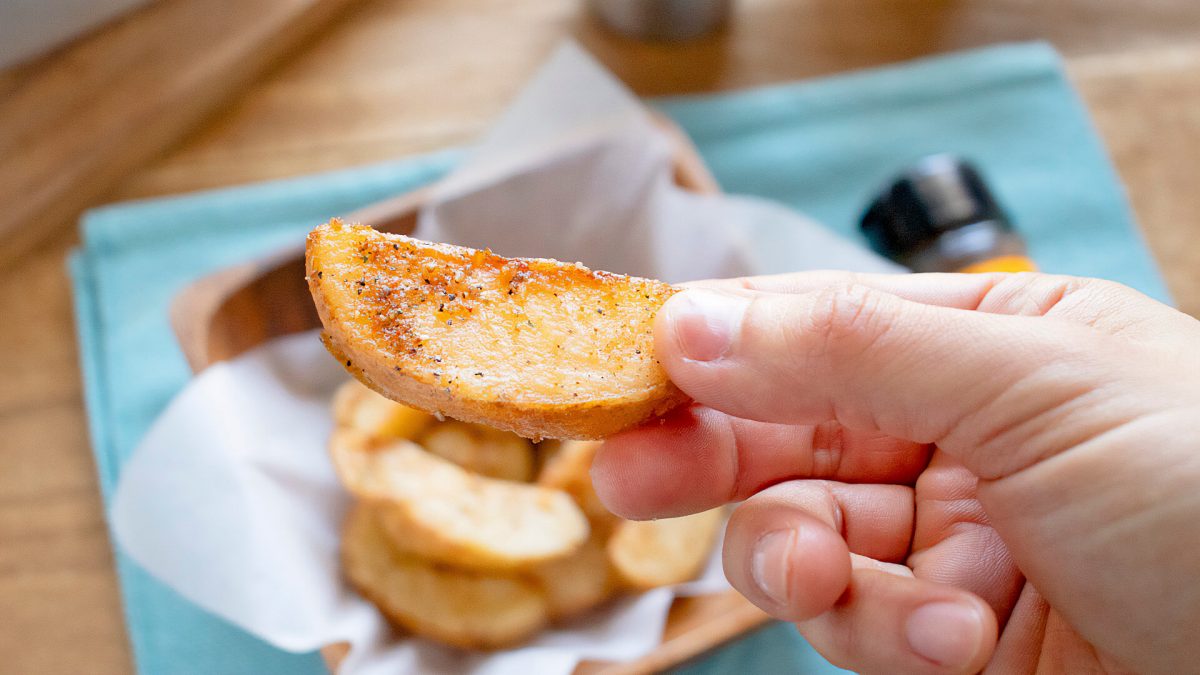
<box><xmin>664</xmin><ymin>289</ymin><xmax>747</xmax><ymax>362</ymax></box>
<box><xmin>751</xmin><ymin>530</ymin><xmax>796</xmax><ymax>605</ymax></box>
<box><xmin>905</xmin><ymin>602</ymin><xmax>983</xmax><ymax>668</ymax></box>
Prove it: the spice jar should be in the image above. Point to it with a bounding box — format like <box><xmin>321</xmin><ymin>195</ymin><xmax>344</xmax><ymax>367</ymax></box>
<box><xmin>859</xmin><ymin>155</ymin><xmax>1036</xmax><ymax>273</ymax></box>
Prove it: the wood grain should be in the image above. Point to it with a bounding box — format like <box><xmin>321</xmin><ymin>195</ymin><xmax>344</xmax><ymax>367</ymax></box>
<box><xmin>3</xmin><ymin>0</ymin><xmax>1200</xmax><ymax>673</ymax></box>
<box><xmin>1071</xmin><ymin>47</ymin><xmax>1200</xmax><ymax>318</ymax></box>
<box><xmin>0</xmin><ymin>0</ymin><xmax>359</xmax><ymax>267</ymax></box>
<box><xmin>0</xmin><ymin>233</ymin><xmax>130</xmax><ymax>674</ymax></box>
<box><xmin>108</xmin><ymin>0</ymin><xmax>1200</xmax><ymax>199</ymax></box>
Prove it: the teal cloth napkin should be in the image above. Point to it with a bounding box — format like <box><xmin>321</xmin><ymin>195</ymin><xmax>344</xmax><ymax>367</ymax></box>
<box><xmin>71</xmin><ymin>42</ymin><xmax>1168</xmax><ymax>675</ymax></box>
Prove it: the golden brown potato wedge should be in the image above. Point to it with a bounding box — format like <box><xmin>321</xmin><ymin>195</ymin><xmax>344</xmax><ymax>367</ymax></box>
<box><xmin>537</xmin><ymin>440</ymin><xmax>617</xmax><ymax>532</ymax></box>
<box><xmin>528</xmin><ymin>533</ymin><xmax>614</xmax><ymax>620</ymax></box>
<box><xmin>332</xmin><ymin>379</ymin><xmax>435</xmax><ymax>440</ymax></box>
<box><xmin>329</xmin><ymin>429</ymin><xmax>588</xmax><ymax>571</ymax></box>
<box><xmin>607</xmin><ymin>508</ymin><xmax>725</xmax><ymax>591</ymax></box>
<box><xmin>418</xmin><ymin>421</ymin><xmax>534</xmax><ymax>482</ymax></box>
<box><xmin>342</xmin><ymin>504</ymin><xmax>549</xmax><ymax>649</ymax></box>
<box><xmin>307</xmin><ymin>219</ymin><xmax>688</xmax><ymax>440</ymax></box>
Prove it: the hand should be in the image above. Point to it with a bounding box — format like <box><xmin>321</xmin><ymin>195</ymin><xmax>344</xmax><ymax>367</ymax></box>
<box><xmin>591</xmin><ymin>271</ymin><xmax>1200</xmax><ymax>674</ymax></box>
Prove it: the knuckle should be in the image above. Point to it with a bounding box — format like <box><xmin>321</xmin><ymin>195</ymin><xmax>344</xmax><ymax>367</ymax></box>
<box><xmin>1006</xmin><ymin>270</ymin><xmax>1043</xmax><ymax>287</ymax></box>
<box><xmin>980</xmin><ymin>273</ymin><xmax>1169</xmax><ymax>339</ymax></box>
<box><xmin>1069</xmin><ymin>277</ymin><xmax>1144</xmax><ymax>310</ymax></box>
<box><xmin>809</xmin><ymin>422</ymin><xmax>847</xmax><ymax>480</ymax></box>
<box><xmin>733</xmin><ymin>276</ymin><xmax>760</xmax><ymax>291</ymax></box>
<box><xmin>802</xmin><ymin>283</ymin><xmax>896</xmax><ymax>362</ymax></box>
<box><xmin>817</xmin><ymin>480</ymin><xmax>847</xmax><ymax>537</ymax></box>
<box><xmin>979</xmin><ymin>272</ymin><xmax>1096</xmax><ymax>317</ymax></box>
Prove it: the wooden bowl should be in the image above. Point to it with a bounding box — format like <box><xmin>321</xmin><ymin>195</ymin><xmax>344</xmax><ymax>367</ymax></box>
<box><xmin>169</xmin><ymin>117</ymin><xmax>770</xmax><ymax>674</ymax></box>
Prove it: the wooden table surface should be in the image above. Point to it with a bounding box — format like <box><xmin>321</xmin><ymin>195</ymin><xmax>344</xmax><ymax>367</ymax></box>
<box><xmin>3</xmin><ymin>1</ymin><xmax>1200</xmax><ymax>672</ymax></box>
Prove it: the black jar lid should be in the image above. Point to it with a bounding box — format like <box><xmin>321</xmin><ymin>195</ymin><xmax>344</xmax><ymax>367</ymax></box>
<box><xmin>860</xmin><ymin>155</ymin><xmax>1013</xmax><ymax>262</ymax></box>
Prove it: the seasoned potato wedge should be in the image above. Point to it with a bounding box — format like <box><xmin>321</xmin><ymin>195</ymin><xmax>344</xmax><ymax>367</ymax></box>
<box><xmin>332</xmin><ymin>379</ymin><xmax>435</xmax><ymax>440</ymax></box>
<box><xmin>529</xmin><ymin>533</ymin><xmax>613</xmax><ymax>619</ymax></box>
<box><xmin>342</xmin><ymin>504</ymin><xmax>549</xmax><ymax>649</ymax></box>
<box><xmin>537</xmin><ymin>440</ymin><xmax>617</xmax><ymax>532</ymax></box>
<box><xmin>418</xmin><ymin>421</ymin><xmax>534</xmax><ymax>482</ymax></box>
<box><xmin>330</xmin><ymin>429</ymin><xmax>588</xmax><ymax>570</ymax></box>
<box><xmin>307</xmin><ymin>220</ymin><xmax>688</xmax><ymax>440</ymax></box>
<box><xmin>607</xmin><ymin>508</ymin><xmax>725</xmax><ymax>591</ymax></box>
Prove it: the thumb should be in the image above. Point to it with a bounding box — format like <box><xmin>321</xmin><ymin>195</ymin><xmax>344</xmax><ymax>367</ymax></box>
<box><xmin>654</xmin><ymin>282</ymin><xmax>1117</xmax><ymax>480</ymax></box>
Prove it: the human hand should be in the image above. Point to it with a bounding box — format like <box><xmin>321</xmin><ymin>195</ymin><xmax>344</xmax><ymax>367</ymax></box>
<box><xmin>591</xmin><ymin>271</ymin><xmax>1200</xmax><ymax>674</ymax></box>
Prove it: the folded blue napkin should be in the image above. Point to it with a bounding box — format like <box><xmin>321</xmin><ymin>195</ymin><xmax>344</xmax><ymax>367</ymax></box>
<box><xmin>71</xmin><ymin>42</ymin><xmax>1168</xmax><ymax>675</ymax></box>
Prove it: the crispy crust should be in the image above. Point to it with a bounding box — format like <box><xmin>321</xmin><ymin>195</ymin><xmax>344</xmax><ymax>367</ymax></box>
<box><xmin>306</xmin><ymin>219</ymin><xmax>688</xmax><ymax>440</ymax></box>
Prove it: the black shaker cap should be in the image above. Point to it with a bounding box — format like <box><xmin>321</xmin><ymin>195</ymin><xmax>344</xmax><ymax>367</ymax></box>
<box><xmin>860</xmin><ymin>155</ymin><xmax>1012</xmax><ymax>261</ymax></box>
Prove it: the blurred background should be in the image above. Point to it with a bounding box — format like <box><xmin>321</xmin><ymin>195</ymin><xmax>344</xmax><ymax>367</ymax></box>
<box><xmin>2</xmin><ymin>0</ymin><xmax>1199</xmax><ymax>673</ymax></box>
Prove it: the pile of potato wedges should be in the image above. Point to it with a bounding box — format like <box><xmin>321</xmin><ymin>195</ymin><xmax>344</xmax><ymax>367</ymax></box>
<box><xmin>330</xmin><ymin>380</ymin><xmax>724</xmax><ymax>649</ymax></box>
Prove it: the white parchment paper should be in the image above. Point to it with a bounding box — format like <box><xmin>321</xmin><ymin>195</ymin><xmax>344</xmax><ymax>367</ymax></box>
<box><xmin>112</xmin><ymin>43</ymin><xmax>900</xmax><ymax>675</ymax></box>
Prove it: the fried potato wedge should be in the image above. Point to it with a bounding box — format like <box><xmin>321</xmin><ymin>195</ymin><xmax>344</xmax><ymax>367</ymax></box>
<box><xmin>529</xmin><ymin>533</ymin><xmax>613</xmax><ymax>619</ymax></box>
<box><xmin>307</xmin><ymin>219</ymin><xmax>688</xmax><ymax>440</ymax></box>
<box><xmin>537</xmin><ymin>440</ymin><xmax>617</xmax><ymax>531</ymax></box>
<box><xmin>342</xmin><ymin>504</ymin><xmax>549</xmax><ymax>649</ymax></box>
<box><xmin>332</xmin><ymin>379</ymin><xmax>435</xmax><ymax>440</ymax></box>
<box><xmin>330</xmin><ymin>429</ymin><xmax>588</xmax><ymax>570</ymax></box>
<box><xmin>607</xmin><ymin>508</ymin><xmax>725</xmax><ymax>591</ymax></box>
<box><xmin>418</xmin><ymin>421</ymin><xmax>534</xmax><ymax>482</ymax></box>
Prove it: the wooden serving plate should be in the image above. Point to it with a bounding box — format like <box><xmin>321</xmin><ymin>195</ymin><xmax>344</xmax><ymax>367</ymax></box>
<box><xmin>170</xmin><ymin>117</ymin><xmax>771</xmax><ymax>674</ymax></box>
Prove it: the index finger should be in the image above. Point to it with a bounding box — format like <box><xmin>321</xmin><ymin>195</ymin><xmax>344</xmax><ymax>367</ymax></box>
<box><xmin>687</xmin><ymin>270</ymin><xmax>1187</xmax><ymax>341</ymax></box>
<box><xmin>591</xmin><ymin>404</ymin><xmax>930</xmax><ymax>520</ymax></box>
<box><xmin>685</xmin><ymin>270</ymin><xmax>1002</xmax><ymax>310</ymax></box>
